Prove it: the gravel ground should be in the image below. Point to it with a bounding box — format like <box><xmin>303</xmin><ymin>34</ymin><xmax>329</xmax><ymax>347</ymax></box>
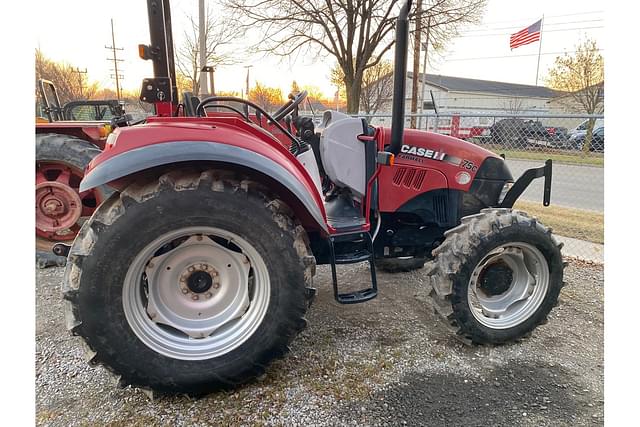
<box><xmin>36</xmin><ymin>259</ymin><xmax>603</xmax><ymax>426</ymax></box>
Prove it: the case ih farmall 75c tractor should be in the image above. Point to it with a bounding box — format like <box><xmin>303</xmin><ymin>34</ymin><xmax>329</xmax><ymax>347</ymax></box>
<box><xmin>59</xmin><ymin>0</ymin><xmax>563</xmax><ymax>395</ymax></box>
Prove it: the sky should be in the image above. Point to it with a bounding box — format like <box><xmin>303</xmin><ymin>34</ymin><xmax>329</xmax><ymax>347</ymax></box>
<box><xmin>34</xmin><ymin>0</ymin><xmax>604</xmax><ymax>98</ymax></box>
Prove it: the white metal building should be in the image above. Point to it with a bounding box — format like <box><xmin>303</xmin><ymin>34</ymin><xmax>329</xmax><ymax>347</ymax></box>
<box><xmin>406</xmin><ymin>72</ymin><xmax>565</xmax><ymax>115</ymax></box>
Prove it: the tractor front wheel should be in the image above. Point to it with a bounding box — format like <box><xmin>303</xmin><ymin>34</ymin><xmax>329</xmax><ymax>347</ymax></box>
<box><xmin>428</xmin><ymin>209</ymin><xmax>564</xmax><ymax>344</ymax></box>
<box><xmin>63</xmin><ymin>170</ymin><xmax>315</xmax><ymax>395</ymax></box>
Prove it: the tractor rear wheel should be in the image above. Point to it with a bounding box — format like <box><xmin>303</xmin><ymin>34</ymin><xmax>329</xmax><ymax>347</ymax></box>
<box><xmin>376</xmin><ymin>256</ymin><xmax>426</xmax><ymax>273</ymax></box>
<box><xmin>36</xmin><ymin>134</ymin><xmax>108</xmax><ymax>267</ymax></box>
<box><xmin>63</xmin><ymin>170</ymin><xmax>315</xmax><ymax>395</ymax></box>
<box><xmin>428</xmin><ymin>209</ymin><xmax>564</xmax><ymax>344</ymax></box>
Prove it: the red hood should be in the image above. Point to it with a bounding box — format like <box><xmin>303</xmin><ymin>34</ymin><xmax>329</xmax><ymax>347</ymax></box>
<box><xmin>382</xmin><ymin>127</ymin><xmax>500</xmax><ymax>166</ymax></box>
<box><xmin>378</xmin><ymin>127</ymin><xmax>505</xmax><ymax>195</ymax></box>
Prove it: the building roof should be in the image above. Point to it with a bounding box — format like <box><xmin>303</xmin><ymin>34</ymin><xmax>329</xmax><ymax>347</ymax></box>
<box><xmin>408</xmin><ymin>72</ymin><xmax>564</xmax><ymax>99</ymax></box>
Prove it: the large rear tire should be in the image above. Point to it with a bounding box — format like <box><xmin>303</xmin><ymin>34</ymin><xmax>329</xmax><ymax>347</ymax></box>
<box><xmin>36</xmin><ymin>133</ymin><xmax>108</xmax><ymax>267</ymax></box>
<box><xmin>63</xmin><ymin>169</ymin><xmax>316</xmax><ymax>395</ymax></box>
<box><xmin>428</xmin><ymin>208</ymin><xmax>564</xmax><ymax>344</ymax></box>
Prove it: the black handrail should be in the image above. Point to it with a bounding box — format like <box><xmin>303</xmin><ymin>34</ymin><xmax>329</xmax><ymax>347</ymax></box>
<box><xmin>387</xmin><ymin>0</ymin><xmax>413</xmax><ymax>155</ymax></box>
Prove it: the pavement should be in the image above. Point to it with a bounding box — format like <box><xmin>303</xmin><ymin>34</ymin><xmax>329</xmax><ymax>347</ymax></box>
<box><xmin>506</xmin><ymin>159</ymin><xmax>604</xmax><ymax>212</ymax></box>
<box><xmin>556</xmin><ymin>234</ymin><xmax>604</xmax><ymax>264</ymax></box>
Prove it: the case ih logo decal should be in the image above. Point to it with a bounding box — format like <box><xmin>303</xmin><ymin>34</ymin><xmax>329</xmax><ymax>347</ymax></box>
<box><xmin>400</xmin><ymin>144</ymin><xmax>446</xmax><ymax>160</ymax></box>
<box><xmin>399</xmin><ymin>145</ymin><xmax>478</xmax><ymax>172</ymax></box>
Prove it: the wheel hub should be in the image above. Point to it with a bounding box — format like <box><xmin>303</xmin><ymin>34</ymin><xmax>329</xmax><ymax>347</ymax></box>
<box><xmin>478</xmin><ymin>261</ymin><xmax>513</xmax><ymax>296</ymax></box>
<box><xmin>143</xmin><ymin>235</ymin><xmax>251</xmax><ymax>339</ymax></box>
<box><xmin>179</xmin><ymin>263</ymin><xmax>220</xmax><ymax>299</ymax></box>
<box><xmin>35</xmin><ymin>181</ymin><xmax>82</xmax><ymax>232</ymax></box>
<box><xmin>187</xmin><ymin>270</ymin><xmax>214</xmax><ymax>293</ymax></box>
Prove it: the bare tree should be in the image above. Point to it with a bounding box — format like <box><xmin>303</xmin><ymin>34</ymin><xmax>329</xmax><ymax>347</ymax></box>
<box><xmin>359</xmin><ymin>60</ymin><xmax>395</xmax><ymax>116</ymax></box>
<box><xmin>503</xmin><ymin>98</ymin><xmax>525</xmax><ymax>114</ymax></box>
<box><xmin>333</xmin><ymin>60</ymin><xmax>395</xmax><ymax>115</ymax></box>
<box><xmin>176</xmin><ymin>5</ymin><xmax>242</xmax><ymax>95</ymax></box>
<box><xmin>546</xmin><ymin>39</ymin><xmax>604</xmax><ymax>152</ymax></box>
<box><xmin>35</xmin><ymin>49</ymin><xmax>98</xmax><ymax>104</ymax></box>
<box><xmin>227</xmin><ymin>0</ymin><xmax>485</xmax><ymax>113</ymax></box>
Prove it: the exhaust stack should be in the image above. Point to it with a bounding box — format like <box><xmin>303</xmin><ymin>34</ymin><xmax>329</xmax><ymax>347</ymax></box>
<box><xmin>387</xmin><ymin>0</ymin><xmax>413</xmax><ymax>155</ymax></box>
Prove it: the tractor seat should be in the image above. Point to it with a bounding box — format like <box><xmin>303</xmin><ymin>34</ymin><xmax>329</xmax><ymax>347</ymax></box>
<box><xmin>182</xmin><ymin>92</ymin><xmax>201</xmax><ymax>117</ymax></box>
<box><xmin>317</xmin><ymin>111</ymin><xmax>376</xmax><ymax>199</ymax></box>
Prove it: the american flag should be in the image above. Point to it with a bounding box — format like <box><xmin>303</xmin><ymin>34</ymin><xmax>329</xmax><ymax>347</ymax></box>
<box><xmin>510</xmin><ymin>19</ymin><xmax>542</xmax><ymax>49</ymax></box>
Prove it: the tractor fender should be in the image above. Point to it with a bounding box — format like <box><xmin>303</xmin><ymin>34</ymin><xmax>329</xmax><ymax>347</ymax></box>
<box><xmin>79</xmin><ymin>141</ymin><xmax>328</xmax><ymax>233</ymax></box>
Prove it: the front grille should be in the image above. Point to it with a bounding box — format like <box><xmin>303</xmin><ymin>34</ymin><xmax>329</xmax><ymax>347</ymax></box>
<box><xmin>433</xmin><ymin>194</ymin><xmax>448</xmax><ymax>224</ymax></box>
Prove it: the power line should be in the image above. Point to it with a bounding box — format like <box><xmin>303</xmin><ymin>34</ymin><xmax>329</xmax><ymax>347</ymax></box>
<box><xmin>477</xmin><ymin>10</ymin><xmax>603</xmax><ymax>26</ymax></box>
<box><xmin>461</xmin><ymin>19</ymin><xmax>604</xmax><ymax>33</ymax></box>
<box><xmin>455</xmin><ymin>26</ymin><xmax>604</xmax><ymax>38</ymax></box>
<box><xmin>444</xmin><ymin>49</ymin><xmax>604</xmax><ymax>62</ymax></box>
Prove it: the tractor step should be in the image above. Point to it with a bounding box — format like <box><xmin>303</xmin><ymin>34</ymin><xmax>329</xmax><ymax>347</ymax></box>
<box><xmin>329</xmin><ymin>232</ymin><xmax>378</xmax><ymax>304</ymax></box>
<box><xmin>335</xmin><ymin>250</ymin><xmax>372</xmax><ymax>264</ymax></box>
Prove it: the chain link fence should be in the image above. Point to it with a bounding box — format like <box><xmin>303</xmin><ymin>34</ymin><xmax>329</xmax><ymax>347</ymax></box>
<box><xmin>308</xmin><ymin>111</ymin><xmax>604</xmax><ymax>263</ymax></box>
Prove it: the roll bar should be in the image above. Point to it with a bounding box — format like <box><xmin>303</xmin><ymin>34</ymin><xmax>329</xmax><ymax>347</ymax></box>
<box><xmin>387</xmin><ymin>0</ymin><xmax>413</xmax><ymax>155</ymax></box>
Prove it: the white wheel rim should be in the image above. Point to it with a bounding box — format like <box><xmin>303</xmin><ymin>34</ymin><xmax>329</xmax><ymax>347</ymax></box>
<box><xmin>122</xmin><ymin>226</ymin><xmax>270</xmax><ymax>360</ymax></box>
<box><xmin>467</xmin><ymin>242</ymin><xmax>549</xmax><ymax>329</ymax></box>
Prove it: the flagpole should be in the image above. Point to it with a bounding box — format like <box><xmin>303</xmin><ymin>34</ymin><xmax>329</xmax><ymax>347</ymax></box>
<box><xmin>535</xmin><ymin>15</ymin><xmax>544</xmax><ymax>86</ymax></box>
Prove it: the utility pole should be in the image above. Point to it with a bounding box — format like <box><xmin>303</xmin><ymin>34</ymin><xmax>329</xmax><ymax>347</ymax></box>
<box><xmin>198</xmin><ymin>0</ymin><xmax>208</xmax><ymax>97</ymax></box>
<box><xmin>105</xmin><ymin>18</ymin><xmax>124</xmax><ymax>100</ymax></box>
<box><xmin>71</xmin><ymin>68</ymin><xmax>87</xmax><ymax>98</ymax></box>
<box><xmin>417</xmin><ymin>16</ymin><xmax>431</xmax><ymax>130</ymax></box>
<box><xmin>201</xmin><ymin>65</ymin><xmax>215</xmax><ymax>95</ymax></box>
<box><xmin>244</xmin><ymin>65</ymin><xmax>253</xmax><ymax>99</ymax></box>
<box><xmin>410</xmin><ymin>0</ymin><xmax>423</xmax><ymax>129</ymax></box>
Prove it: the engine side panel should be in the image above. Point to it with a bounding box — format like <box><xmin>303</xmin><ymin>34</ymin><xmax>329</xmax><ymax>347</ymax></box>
<box><xmin>377</xmin><ymin>127</ymin><xmax>506</xmax><ymax>213</ymax></box>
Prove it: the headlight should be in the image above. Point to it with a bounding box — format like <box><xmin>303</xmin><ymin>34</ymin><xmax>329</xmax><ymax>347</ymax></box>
<box><xmin>498</xmin><ymin>181</ymin><xmax>513</xmax><ymax>205</ymax></box>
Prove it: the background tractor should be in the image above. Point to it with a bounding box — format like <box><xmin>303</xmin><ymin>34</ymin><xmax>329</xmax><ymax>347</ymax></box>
<box><xmin>35</xmin><ymin>79</ymin><xmax>149</xmax><ymax>267</ymax></box>
<box><xmin>59</xmin><ymin>0</ymin><xmax>564</xmax><ymax>396</ymax></box>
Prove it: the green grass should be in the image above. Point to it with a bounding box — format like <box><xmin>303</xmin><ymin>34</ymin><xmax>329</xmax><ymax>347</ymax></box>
<box><xmin>476</xmin><ymin>143</ymin><xmax>604</xmax><ymax>167</ymax></box>
<box><xmin>514</xmin><ymin>200</ymin><xmax>604</xmax><ymax>244</ymax></box>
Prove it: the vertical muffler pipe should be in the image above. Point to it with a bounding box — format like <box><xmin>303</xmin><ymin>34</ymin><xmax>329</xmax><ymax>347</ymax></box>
<box><xmin>387</xmin><ymin>0</ymin><xmax>414</xmax><ymax>155</ymax></box>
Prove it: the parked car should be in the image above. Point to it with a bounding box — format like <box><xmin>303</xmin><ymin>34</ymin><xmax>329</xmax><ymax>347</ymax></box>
<box><xmin>568</xmin><ymin>118</ymin><xmax>604</xmax><ymax>138</ymax></box>
<box><xmin>569</xmin><ymin>126</ymin><xmax>604</xmax><ymax>152</ymax></box>
<box><xmin>490</xmin><ymin>118</ymin><xmax>551</xmax><ymax>147</ymax></box>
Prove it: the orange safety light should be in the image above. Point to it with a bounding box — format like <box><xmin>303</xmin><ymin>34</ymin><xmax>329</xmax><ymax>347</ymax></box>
<box><xmin>99</xmin><ymin>124</ymin><xmax>113</xmax><ymax>139</ymax></box>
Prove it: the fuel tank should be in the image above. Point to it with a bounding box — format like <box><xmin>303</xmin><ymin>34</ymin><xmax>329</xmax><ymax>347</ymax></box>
<box><xmin>377</xmin><ymin>127</ymin><xmax>512</xmax><ymax>215</ymax></box>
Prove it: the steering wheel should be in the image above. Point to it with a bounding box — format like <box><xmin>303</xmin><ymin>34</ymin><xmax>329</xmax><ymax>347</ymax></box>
<box><xmin>271</xmin><ymin>90</ymin><xmax>307</xmax><ymax>122</ymax></box>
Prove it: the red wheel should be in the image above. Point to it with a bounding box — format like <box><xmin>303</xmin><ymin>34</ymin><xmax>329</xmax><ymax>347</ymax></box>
<box><xmin>35</xmin><ymin>134</ymin><xmax>109</xmax><ymax>256</ymax></box>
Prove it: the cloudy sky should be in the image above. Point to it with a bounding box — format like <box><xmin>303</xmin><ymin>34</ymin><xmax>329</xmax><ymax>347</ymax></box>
<box><xmin>35</xmin><ymin>0</ymin><xmax>604</xmax><ymax>97</ymax></box>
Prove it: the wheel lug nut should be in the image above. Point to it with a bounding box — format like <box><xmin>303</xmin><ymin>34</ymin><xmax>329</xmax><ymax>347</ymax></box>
<box><xmin>205</xmin><ymin>292</ymin><xmax>212</xmax><ymax>299</ymax></box>
<box><xmin>213</xmin><ymin>283</ymin><xmax>220</xmax><ymax>289</ymax></box>
<box><xmin>181</xmin><ymin>288</ymin><xmax>189</xmax><ymax>294</ymax></box>
<box><xmin>188</xmin><ymin>266</ymin><xmax>195</xmax><ymax>272</ymax></box>
<box><xmin>192</xmin><ymin>295</ymin><xmax>199</xmax><ymax>301</ymax></box>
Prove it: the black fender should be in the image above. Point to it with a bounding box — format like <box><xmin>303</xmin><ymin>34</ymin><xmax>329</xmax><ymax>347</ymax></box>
<box><xmin>80</xmin><ymin>141</ymin><xmax>328</xmax><ymax>232</ymax></box>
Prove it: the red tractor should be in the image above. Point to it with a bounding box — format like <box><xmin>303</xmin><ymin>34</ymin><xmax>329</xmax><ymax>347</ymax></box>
<box><xmin>59</xmin><ymin>0</ymin><xmax>563</xmax><ymax>395</ymax></box>
<box><xmin>35</xmin><ymin>79</ymin><xmax>124</xmax><ymax>266</ymax></box>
